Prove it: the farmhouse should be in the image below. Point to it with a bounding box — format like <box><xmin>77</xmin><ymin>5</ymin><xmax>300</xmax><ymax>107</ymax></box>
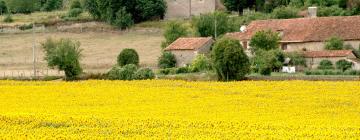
<box><xmin>164</xmin><ymin>37</ymin><xmax>214</xmax><ymax>67</ymax></box>
<box><xmin>227</xmin><ymin>8</ymin><xmax>360</xmax><ymax>69</ymax></box>
<box><xmin>165</xmin><ymin>0</ymin><xmax>224</xmax><ymax>19</ymax></box>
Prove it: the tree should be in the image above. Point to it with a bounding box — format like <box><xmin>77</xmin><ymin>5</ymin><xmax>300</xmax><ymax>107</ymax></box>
<box><xmin>252</xmin><ymin>49</ymin><xmax>285</xmax><ymax>75</ymax></box>
<box><xmin>42</xmin><ymin>38</ymin><xmax>83</xmax><ymax>80</ymax></box>
<box><xmin>336</xmin><ymin>59</ymin><xmax>353</xmax><ymax>72</ymax></box>
<box><xmin>212</xmin><ymin>37</ymin><xmax>250</xmax><ymax>81</ymax></box>
<box><xmin>158</xmin><ymin>52</ymin><xmax>176</xmax><ymax>69</ymax></box>
<box><xmin>325</xmin><ymin>36</ymin><xmax>344</xmax><ymax>50</ymax></box>
<box><xmin>70</xmin><ymin>0</ymin><xmax>82</xmax><ymax>10</ymax></box>
<box><xmin>6</xmin><ymin>0</ymin><xmax>41</xmax><ymax>14</ymax></box>
<box><xmin>272</xmin><ymin>6</ymin><xmax>299</xmax><ymax>19</ymax></box>
<box><xmin>190</xmin><ymin>54</ymin><xmax>212</xmax><ymax>72</ymax></box>
<box><xmin>286</xmin><ymin>52</ymin><xmax>306</xmax><ymax>66</ymax></box>
<box><xmin>135</xmin><ymin>68</ymin><xmax>155</xmax><ymax>80</ymax></box>
<box><xmin>318</xmin><ymin>60</ymin><xmax>334</xmax><ymax>70</ymax></box>
<box><xmin>193</xmin><ymin>11</ymin><xmax>237</xmax><ymax>38</ymax></box>
<box><xmin>0</xmin><ymin>1</ymin><xmax>7</xmax><ymax>15</ymax></box>
<box><xmin>249</xmin><ymin>30</ymin><xmax>281</xmax><ymax>53</ymax></box>
<box><xmin>67</xmin><ymin>8</ymin><xmax>83</xmax><ymax>17</ymax></box>
<box><xmin>108</xmin><ymin>64</ymin><xmax>138</xmax><ymax>80</ymax></box>
<box><xmin>113</xmin><ymin>7</ymin><xmax>134</xmax><ymax>29</ymax></box>
<box><xmin>41</xmin><ymin>0</ymin><xmax>63</xmax><ymax>11</ymax></box>
<box><xmin>223</xmin><ymin>0</ymin><xmax>248</xmax><ymax>15</ymax></box>
<box><xmin>161</xmin><ymin>21</ymin><xmax>188</xmax><ymax>49</ymax></box>
<box><xmin>135</xmin><ymin>0</ymin><xmax>167</xmax><ymax>21</ymax></box>
<box><xmin>84</xmin><ymin>0</ymin><xmax>101</xmax><ymax>19</ymax></box>
<box><xmin>117</xmin><ymin>48</ymin><xmax>139</xmax><ymax>66</ymax></box>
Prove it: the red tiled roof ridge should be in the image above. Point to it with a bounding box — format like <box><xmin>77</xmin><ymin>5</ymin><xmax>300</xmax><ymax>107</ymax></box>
<box><xmin>304</xmin><ymin>50</ymin><xmax>354</xmax><ymax>58</ymax></box>
<box><xmin>164</xmin><ymin>37</ymin><xmax>213</xmax><ymax>51</ymax></box>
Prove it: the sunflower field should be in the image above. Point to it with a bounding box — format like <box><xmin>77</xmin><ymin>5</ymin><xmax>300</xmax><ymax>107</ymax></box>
<box><xmin>0</xmin><ymin>80</ymin><xmax>359</xmax><ymax>139</ymax></box>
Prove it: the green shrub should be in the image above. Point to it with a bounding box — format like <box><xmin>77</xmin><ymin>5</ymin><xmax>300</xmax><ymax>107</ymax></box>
<box><xmin>6</xmin><ymin>0</ymin><xmax>41</xmax><ymax>14</ymax></box>
<box><xmin>252</xmin><ymin>49</ymin><xmax>285</xmax><ymax>76</ymax></box>
<box><xmin>212</xmin><ymin>37</ymin><xmax>250</xmax><ymax>81</ymax></box>
<box><xmin>325</xmin><ymin>36</ymin><xmax>344</xmax><ymax>50</ymax></box>
<box><xmin>317</xmin><ymin>6</ymin><xmax>350</xmax><ymax>17</ymax></box>
<box><xmin>113</xmin><ymin>7</ymin><xmax>134</xmax><ymax>30</ymax></box>
<box><xmin>159</xmin><ymin>68</ymin><xmax>171</xmax><ymax>75</ymax></box>
<box><xmin>158</xmin><ymin>52</ymin><xmax>176</xmax><ymax>69</ymax></box>
<box><xmin>107</xmin><ymin>64</ymin><xmax>138</xmax><ymax>80</ymax></box>
<box><xmin>117</xmin><ymin>48</ymin><xmax>139</xmax><ymax>67</ymax></box>
<box><xmin>190</xmin><ymin>54</ymin><xmax>212</xmax><ymax>72</ymax></box>
<box><xmin>0</xmin><ymin>0</ymin><xmax>7</xmax><ymax>15</ymax></box>
<box><xmin>67</xmin><ymin>8</ymin><xmax>83</xmax><ymax>17</ymax></box>
<box><xmin>42</xmin><ymin>38</ymin><xmax>83</xmax><ymax>80</ymax></box>
<box><xmin>3</xmin><ymin>14</ymin><xmax>13</xmax><ymax>23</ymax></box>
<box><xmin>272</xmin><ymin>6</ymin><xmax>299</xmax><ymax>19</ymax></box>
<box><xmin>318</xmin><ymin>60</ymin><xmax>334</xmax><ymax>70</ymax></box>
<box><xmin>176</xmin><ymin>67</ymin><xmax>190</xmax><ymax>74</ymax></box>
<box><xmin>250</xmin><ymin>30</ymin><xmax>281</xmax><ymax>53</ymax></box>
<box><xmin>41</xmin><ymin>0</ymin><xmax>63</xmax><ymax>12</ymax></box>
<box><xmin>286</xmin><ymin>52</ymin><xmax>306</xmax><ymax>67</ymax></box>
<box><xmin>135</xmin><ymin>68</ymin><xmax>155</xmax><ymax>80</ymax></box>
<box><xmin>336</xmin><ymin>59</ymin><xmax>353</xmax><ymax>72</ymax></box>
<box><xmin>19</xmin><ymin>24</ymin><xmax>33</xmax><ymax>30</ymax></box>
<box><xmin>70</xmin><ymin>0</ymin><xmax>82</xmax><ymax>10</ymax></box>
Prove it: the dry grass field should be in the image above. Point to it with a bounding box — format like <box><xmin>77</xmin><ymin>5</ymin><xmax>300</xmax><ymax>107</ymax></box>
<box><xmin>0</xmin><ymin>30</ymin><xmax>163</xmax><ymax>75</ymax></box>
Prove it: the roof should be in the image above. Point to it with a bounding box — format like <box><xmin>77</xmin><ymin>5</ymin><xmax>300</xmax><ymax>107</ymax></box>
<box><xmin>164</xmin><ymin>37</ymin><xmax>213</xmax><ymax>51</ymax></box>
<box><xmin>227</xmin><ymin>16</ymin><xmax>360</xmax><ymax>43</ymax></box>
<box><xmin>304</xmin><ymin>50</ymin><xmax>354</xmax><ymax>58</ymax></box>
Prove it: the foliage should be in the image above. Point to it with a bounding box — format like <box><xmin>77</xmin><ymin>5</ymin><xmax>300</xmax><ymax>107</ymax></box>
<box><xmin>83</xmin><ymin>0</ymin><xmax>166</xmax><ymax>28</ymax></box>
<box><xmin>252</xmin><ymin>49</ymin><xmax>285</xmax><ymax>75</ymax></box>
<box><xmin>285</xmin><ymin>52</ymin><xmax>306</xmax><ymax>66</ymax></box>
<box><xmin>272</xmin><ymin>6</ymin><xmax>299</xmax><ymax>19</ymax></box>
<box><xmin>212</xmin><ymin>37</ymin><xmax>250</xmax><ymax>81</ymax></box>
<box><xmin>317</xmin><ymin>6</ymin><xmax>350</xmax><ymax>17</ymax></box>
<box><xmin>325</xmin><ymin>36</ymin><xmax>344</xmax><ymax>50</ymax></box>
<box><xmin>42</xmin><ymin>38</ymin><xmax>83</xmax><ymax>80</ymax></box>
<box><xmin>3</xmin><ymin>14</ymin><xmax>13</xmax><ymax>22</ymax></box>
<box><xmin>190</xmin><ymin>54</ymin><xmax>212</xmax><ymax>72</ymax></box>
<box><xmin>107</xmin><ymin>64</ymin><xmax>137</xmax><ymax>80</ymax></box>
<box><xmin>6</xmin><ymin>0</ymin><xmax>41</xmax><ymax>14</ymax></box>
<box><xmin>318</xmin><ymin>60</ymin><xmax>334</xmax><ymax>70</ymax></box>
<box><xmin>0</xmin><ymin>0</ymin><xmax>7</xmax><ymax>15</ymax></box>
<box><xmin>70</xmin><ymin>0</ymin><xmax>82</xmax><ymax>10</ymax></box>
<box><xmin>162</xmin><ymin>21</ymin><xmax>188</xmax><ymax>49</ymax></box>
<box><xmin>134</xmin><ymin>68</ymin><xmax>155</xmax><ymax>80</ymax></box>
<box><xmin>304</xmin><ymin>69</ymin><xmax>360</xmax><ymax>75</ymax></box>
<box><xmin>19</xmin><ymin>23</ymin><xmax>33</xmax><ymax>30</ymax></box>
<box><xmin>41</xmin><ymin>0</ymin><xmax>63</xmax><ymax>12</ymax></box>
<box><xmin>117</xmin><ymin>48</ymin><xmax>139</xmax><ymax>67</ymax></box>
<box><xmin>158</xmin><ymin>52</ymin><xmax>176</xmax><ymax>69</ymax></box>
<box><xmin>336</xmin><ymin>59</ymin><xmax>353</xmax><ymax>72</ymax></box>
<box><xmin>113</xmin><ymin>7</ymin><xmax>134</xmax><ymax>29</ymax></box>
<box><xmin>67</xmin><ymin>8</ymin><xmax>82</xmax><ymax>17</ymax></box>
<box><xmin>222</xmin><ymin>0</ymin><xmax>248</xmax><ymax>15</ymax></box>
<box><xmin>234</xmin><ymin>10</ymin><xmax>270</xmax><ymax>25</ymax></box>
<box><xmin>135</xmin><ymin>0</ymin><xmax>166</xmax><ymax>21</ymax></box>
<box><xmin>193</xmin><ymin>11</ymin><xmax>237</xmax><ymax>38</ymax></box>
<box><xmin>250</xmin><ymin>30</ymin><xmax>281</xmax><ymax>53</ymax></box>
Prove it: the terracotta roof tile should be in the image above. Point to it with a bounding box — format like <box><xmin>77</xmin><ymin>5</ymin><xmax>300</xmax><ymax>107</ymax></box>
<box><xmin>227</xmin><ymin>16</ymin><xmax>360</xmax><ymax>42</ymax></box>
<box><xmin>164</xmin><ymin>37</ymin><xmax>213</xmax><ymax>51</ymax></box>
<box><xmin>304</xmin><ymin>50</ymin><xmax>354</xmax><ymax>58</ymax></box>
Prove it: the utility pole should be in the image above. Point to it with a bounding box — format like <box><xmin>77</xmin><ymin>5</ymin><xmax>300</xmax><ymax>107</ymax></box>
<box><xmin>32</xmin><ymin>23</ymin><xmax>36</xmax><ymax>78</ymax></box>
<box><xmin>214</xmin><ymin>16</ymin><xmax>217</xmax><ymax>39</ymax></box>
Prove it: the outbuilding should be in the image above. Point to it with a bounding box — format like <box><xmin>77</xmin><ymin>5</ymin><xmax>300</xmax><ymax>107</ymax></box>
<box><xmin>164</xmin><ymin>37</ymin><xmax>214</xmax><ymax>67</ymax></box>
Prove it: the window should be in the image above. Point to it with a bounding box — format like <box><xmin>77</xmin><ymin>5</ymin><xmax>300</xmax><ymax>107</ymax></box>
<box><xmin>281</xmin><ymin>43</ymin><xmax>288</xmax><ymax>50</ymax></box>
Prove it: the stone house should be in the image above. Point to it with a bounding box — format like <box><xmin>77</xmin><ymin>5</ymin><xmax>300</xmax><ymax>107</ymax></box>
<box><xmin>304</xmin><ymin>50</ymin><xmax>360</xmax><ymax>70</ymax></box>
<box><xmin>164</xmin><ymin>37</ymin><xmax>214</xmax><ymax>67</ymax></box>
<box><xmin>165</xmin><ymin>0</ymin><xmax>225</xmax><ymax>19</ymax></box>
<box><xmin>227</xmin><ymin>8</ymin><xmax>360</xmax><ymax>70</ymax></box>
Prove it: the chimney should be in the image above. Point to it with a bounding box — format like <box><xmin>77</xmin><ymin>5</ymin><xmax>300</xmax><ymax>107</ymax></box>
<box><xmin>308</xmin><ymin>7</ymin><xmax>317</xmax><ymax>18</ymax></box>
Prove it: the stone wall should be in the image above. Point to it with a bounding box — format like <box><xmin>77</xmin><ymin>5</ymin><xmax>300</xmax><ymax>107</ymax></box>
<box><xmin>169</xmin><ymin>41</ymin><xmax>212</xmax><ymax>67</ymax></box>
<box><xmin>165</xmin><ymin>0</ymin><xmax>216</xmax><ymax>19</ymax></box>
